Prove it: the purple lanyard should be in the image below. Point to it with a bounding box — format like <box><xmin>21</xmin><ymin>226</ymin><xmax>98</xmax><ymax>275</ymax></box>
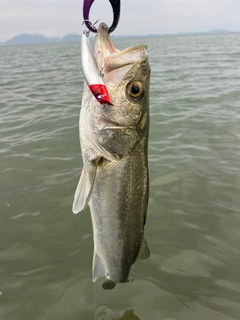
<box><xmin>83</xmin><ymin>0</ymin><xmax>121</xmax><ymax>33</ymax></box>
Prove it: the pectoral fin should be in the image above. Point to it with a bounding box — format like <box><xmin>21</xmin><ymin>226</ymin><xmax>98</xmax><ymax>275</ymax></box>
<box><xmin>136</xmin><ymin>238</ymin><xmax>150</xmax><ymax>261</ymax></box>
<box><xmin>72</xmin><ymin>158</ymin><xmax>100</xmax><ymax>214</ymax></box>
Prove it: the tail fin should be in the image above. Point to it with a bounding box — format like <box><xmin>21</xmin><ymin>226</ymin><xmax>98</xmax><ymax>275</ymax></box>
<box><xmin>102</xmin><ymin>278</ymin><xmax>116</xmax><ymax>290</ymax></box>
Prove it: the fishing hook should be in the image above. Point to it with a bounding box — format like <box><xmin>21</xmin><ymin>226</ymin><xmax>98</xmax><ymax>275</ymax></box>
<box><xmin>95</xmin><ymin>50</ymin><xmax>106</xmax><ymax>78</ymax></box>
<box><xmin>83</xmin><ymin>0</ymin><xmax>121</xmax><ymax>34</ymax></box>
<box><xmin>82</xmin><ymin>19</ymin><xmax>99</xmax><ymax>37</ymax></box>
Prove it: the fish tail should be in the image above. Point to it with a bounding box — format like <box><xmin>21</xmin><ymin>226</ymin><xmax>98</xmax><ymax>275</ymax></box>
<box><xmin>102</xmin><ymin>278</ymin><xmax>116</xmax><ymax>290</ymax></box>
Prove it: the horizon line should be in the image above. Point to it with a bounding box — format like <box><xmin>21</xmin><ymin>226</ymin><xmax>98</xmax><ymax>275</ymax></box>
<box><xmin>1</xmin><ymin>29</ymin><xmax>240</xmax><ymax>45</ymax></box>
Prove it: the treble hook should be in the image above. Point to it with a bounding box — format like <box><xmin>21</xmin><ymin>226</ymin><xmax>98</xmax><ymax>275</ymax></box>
<box><xmin>83</xmin><ymin>0</ymin><xmax>121</xmax><ymax>34</ymax></box>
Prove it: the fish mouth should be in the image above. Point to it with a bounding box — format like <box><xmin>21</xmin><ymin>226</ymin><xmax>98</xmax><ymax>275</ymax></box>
<box><xmin>95</xmin><ymin>23</ymin><xmax>119</xmax><ymax>56</ymax></box>
<box><xmin>95</xmin><ymin>23</ymin><xmax>148</xmax><ymax>83</ymax></box>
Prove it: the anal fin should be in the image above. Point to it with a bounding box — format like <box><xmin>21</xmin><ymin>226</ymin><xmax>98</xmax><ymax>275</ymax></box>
<box><xmin>92</xmin><ymin>252</ymin><xmax>107</xmax><ymax>282</ymax></box>
<box><xmin>136</xmin><ymin>238</ymin><xmax>150</xmax><ymax>261</ymax></box>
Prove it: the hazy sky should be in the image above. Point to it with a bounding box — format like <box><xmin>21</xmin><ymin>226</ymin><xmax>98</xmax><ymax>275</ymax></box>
<box><xmin>1</xmin><ymin>0</ymin><xmax>240</xmax><ymax>42</ymax></box>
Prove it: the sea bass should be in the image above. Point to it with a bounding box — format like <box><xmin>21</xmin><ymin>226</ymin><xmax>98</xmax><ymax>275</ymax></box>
<box><xmin>73</xmin><ymin>23</ymin><xmax>151</xmax><ymax>290</ymax></box>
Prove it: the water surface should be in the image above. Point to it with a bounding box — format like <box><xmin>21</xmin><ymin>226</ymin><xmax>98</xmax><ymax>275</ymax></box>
<box><xmin>1</xmin><ymin>34</ymin><xmax>240</xmax><ymax>319</ymax></box>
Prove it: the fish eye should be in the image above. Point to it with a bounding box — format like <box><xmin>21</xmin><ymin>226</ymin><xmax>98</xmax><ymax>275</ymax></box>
<box><xmin>127</xmin><ymin>82</ymin><xmax>144</xmax><ymax>100</ymax></box>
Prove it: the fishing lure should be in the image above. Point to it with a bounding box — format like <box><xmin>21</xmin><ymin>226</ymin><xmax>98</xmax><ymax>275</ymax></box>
<box><xmin>81</xmin><ymin>32</ymin><xmax>113</xmax><ymax>106</ymax></box>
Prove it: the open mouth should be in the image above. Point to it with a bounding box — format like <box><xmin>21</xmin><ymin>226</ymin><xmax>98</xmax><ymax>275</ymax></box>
<box><xmin>95</xmin><ymin>23</ymin><xmax>119</xmax><ymax>56</ymax></box>
<box><xmin>95</xmin><ymin>23</ymin><xmax>148</xmax><ymax>84</ymax></box>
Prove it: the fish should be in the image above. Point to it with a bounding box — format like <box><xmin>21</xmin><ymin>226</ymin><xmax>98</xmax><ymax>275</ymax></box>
<box><xmin>73</xmin><ymin>23</ymin><xmax>151</xmax><ymax>290</ymax></box>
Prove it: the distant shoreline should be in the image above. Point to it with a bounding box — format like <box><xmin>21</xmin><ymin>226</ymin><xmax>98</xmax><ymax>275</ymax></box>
<box><xmin>1</xmin><ymin>30</ymin><xmax>239</xmax><ymax>46</ymax></box>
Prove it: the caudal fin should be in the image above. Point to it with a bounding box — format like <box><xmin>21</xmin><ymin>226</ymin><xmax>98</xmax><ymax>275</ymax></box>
<box><xmin>102</xmin><ymin>278</ymin><xmax>116</xmax><ymax>290</ymax></box>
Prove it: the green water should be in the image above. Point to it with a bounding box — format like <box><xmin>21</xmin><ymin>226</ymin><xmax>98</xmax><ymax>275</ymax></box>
<box><xmin>1</xmin><ymin>34</ymin><xmax>240</xmax><ymax>320</ymax></box>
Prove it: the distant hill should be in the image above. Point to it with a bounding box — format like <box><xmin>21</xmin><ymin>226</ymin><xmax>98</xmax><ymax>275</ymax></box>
<box><xmin>48</xmin><ymin>36</ymin><xmax>61</xmax><ymax>43</ymax></box>
<box><xmin>1</xmin><ymin>33</ymin><xmax>80</xmax><ymax>46</ymax></box>
<box><xmin>146</xmin><ymin>29</ymin><xmax>240</xmax><ymax>38</ymax></box>
<box><xmin>60</xmin><ymin>34</ymin><xmax>81</xmax><ymax>42</ymax></box>
<box><xmin>1</xmin><ymin>30</ymin><xmax>239</xmax><ymax>46</ymax></box>
<box><xmin>3</xmin><ymin>34</ymin><xmax>60</xmax><ymax>46</ymax></box>
<box><xmin>209</xmin><ymin>29</ymin><xmax>233</xmax><ymax>34</ymax></box>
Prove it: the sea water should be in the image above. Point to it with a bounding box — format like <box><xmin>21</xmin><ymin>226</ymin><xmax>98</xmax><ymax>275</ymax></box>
<box><xmin>0</xmin><ymin>34</ymin><xmax>240</xmax><ymax>319</ymax></box>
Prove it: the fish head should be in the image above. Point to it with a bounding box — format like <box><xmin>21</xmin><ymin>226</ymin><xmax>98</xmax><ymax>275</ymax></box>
<box><xmin>82</xmin><ymin>23</ymin><xmax>150</xmax><ymax>160</ymax></box>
